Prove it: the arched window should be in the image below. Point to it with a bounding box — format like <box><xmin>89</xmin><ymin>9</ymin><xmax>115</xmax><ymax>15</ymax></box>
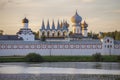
<box><xmin>52</xmin><ymin>33</ymin><xmax>55</xmax><ymax>37</ymax></box>
<box><xmin>110</xmin><ymin>45</ymin><xmax>112</xmax><ymax>48</ymax></box>
<box><xmin>63</xmin><ymin>31</ymin><xmax>67</xmax><ymax>36</ymax></box>
<box><xmin>57</xmin><ymin>31</ymin><xmax>60</xmax><ymax>37</ymax></box>
<box><xmin>47</xmin><ymin>31</ymin><xmax>50</xmax><ymax>37</ymax></box>
<box><xmin>107</xmin><ymin>39</ymin><xmax>109</xmax><ymax>43</ymax></box>
<box><xmin>42</xmin><ymin>31</ymin><xmax>45</xmax><ymax>36</ymax></box>
<box><xmin>77</xmin><ymin>29</ymin><xmax>79</xmax><ymax>33</ymax></box>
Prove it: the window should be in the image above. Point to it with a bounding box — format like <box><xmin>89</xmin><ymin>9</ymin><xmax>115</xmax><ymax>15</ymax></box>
<box><xmin>63</xmin><ymin>31</ymin><xmax>66</xmax><ymax>36</ymax></box>
<box><xmin>47</xmin><ymin>31</ymin><xmax>50</xmax><ymax>37</ymax></box>
<box><xmin>107</xmin><ymin>45</ymin><xmax>109</xmax><ymax>48</ymax></box>
<box><xmin>42</xmin><ymin>32</ymin><xmax>45</xmax><ymax>36</ymax></box>
<box><xmin>52</xmin><ymin>33</ymin><xmax>55</xmax><ymax>37</ymax></box>
<box><xmin>57</xmin><ymin>32</ymin><xmax>60</xmax><ymax>37</ymax></box>
<box><xmin>77</xmin><ymin>29</ymin><xmax>79</xmax><ymax>33</ymax></box>
<box><xmin>107</xmin><ymin>39</ymin><xmax>109</xmax><ymax>43</ymax></box>
<box><xmin>110</xmin><ymin>45</ymin><xmax>112</xmax><ymax>48</ymax></box>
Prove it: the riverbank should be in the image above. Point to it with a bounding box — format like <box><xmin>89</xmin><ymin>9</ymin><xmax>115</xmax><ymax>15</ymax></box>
<box><xmin>0</xmin><ymin>55</ymin><xmax>119</xmax><ymax>62</ymax></box>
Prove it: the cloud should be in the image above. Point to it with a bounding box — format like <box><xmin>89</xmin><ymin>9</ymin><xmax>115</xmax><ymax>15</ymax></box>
<box><xmin>0</xmin><ymin>0</ymin><xmax>26</xmax><ymax>10</ymax></box>
<box><xmin>0</xmin><ymin>0</ymin><xmax>14</xmax><ymax>9</ymax></box>
<box><xmin>81</xmin><ymin>0</ymin><xmax>95</xmax><ymax>3</ymax></box>
<box><xmin>113</xmin><ymin>10</ymin><xmax>120</xmax><ymax>14</ymax></box>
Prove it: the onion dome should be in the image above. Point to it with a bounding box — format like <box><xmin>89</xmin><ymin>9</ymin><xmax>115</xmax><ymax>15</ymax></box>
<box><xmin>22</xmin><ymin>17</ymin><xmax>29</xmax><ymax>23</ymax></box>
<box><xmin>71</xmin><ymin>11</ymin><xmax>82</xmax><ymax>23</ymax></box>
<box><xmin>82</xmin><ymin>20</ymin><xmax>88</xmax><ymax>28</ymax></box>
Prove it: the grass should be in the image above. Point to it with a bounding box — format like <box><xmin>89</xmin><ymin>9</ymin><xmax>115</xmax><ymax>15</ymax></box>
<box><xmin>43</xmin><ymin>56</ymin><xmax>93</xmax><ymax>62</ymax></box>
<box><xmin>102</xmin><ymin>55</ymin><xmax>119</xmax><ymax>62</ymax></box>
<box><xmin>0</xmin><ymin>55</ymin><xmax>120</xmax><ymax>62</ymax></box>
<box><xmin>0</xmin><ymin>56</ymin><xmax>25</xmax><ymax>62</ymax></box>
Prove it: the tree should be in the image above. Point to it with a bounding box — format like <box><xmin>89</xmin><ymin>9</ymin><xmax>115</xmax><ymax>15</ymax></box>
<box><xmin>33</xmin><ymin>31</ymin><xmax>39</xmax><ymax>39</ymax></box>
<box><xmin>41</xmin><ymin>35</ymin><xmax>46</xmax><ymax>41</ymax></box>
<box><xmin>25</xmin><ymin>53</ymin><xmax>43</xmax><ymax>62</ymax></box>
<box><xmin>99</xmin><ymin>30</ymin><xmax>120</xmax><ymax>40</ymax></box>
<box><xmin>0</xmin><ymin>30</ymin><xmax>3</xmax><ymax>35</ymax></box>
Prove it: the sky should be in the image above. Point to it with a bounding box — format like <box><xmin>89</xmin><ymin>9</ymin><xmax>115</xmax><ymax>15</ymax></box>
<box><xmin>0</xmin><ymin>0</ymin><xmax>120</xmax><ymax>34</ymax></box>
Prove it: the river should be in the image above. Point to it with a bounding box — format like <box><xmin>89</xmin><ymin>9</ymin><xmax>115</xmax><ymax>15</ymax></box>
<box><xmin>0</xmin><ymin>62</ymin><xmax>120</xmax><ymax>80</ymax></box>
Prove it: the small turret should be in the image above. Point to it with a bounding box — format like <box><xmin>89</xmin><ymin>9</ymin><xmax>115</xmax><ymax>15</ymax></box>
<box><xmin>22</xmin><ymin>17</ymin><xmax>29</xmax><ymax>23</ymax></box>
<box><xmin>81</xmin><ymin>20</ymin><xmax>88</xmax><ymax>37</ymax></box>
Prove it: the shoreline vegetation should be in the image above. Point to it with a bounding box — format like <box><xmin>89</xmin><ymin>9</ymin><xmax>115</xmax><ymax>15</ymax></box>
<box><xmin>0</xmin><ymin>53</ymin><xmax>120</xmax><ymax>62</ymax></box>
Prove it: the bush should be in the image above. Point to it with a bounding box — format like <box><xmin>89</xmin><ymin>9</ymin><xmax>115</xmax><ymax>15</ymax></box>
<box><xmin>25</xmin><ymin>53</ymin><xmax>43</xmax><ymax>62</ymax></box>
<box><xmin>117</xmin><ymin>55</ymin><xmax>120</xmax><ymax>62</ymax></box>
<box><xmin>92</xmin><ymin>53</ymin><xmax>103</xmax><ymax>62</ymax></box>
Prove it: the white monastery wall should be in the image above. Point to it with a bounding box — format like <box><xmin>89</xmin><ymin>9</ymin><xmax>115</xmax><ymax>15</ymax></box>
<box><xmin>0</xmin><ymin>38</ymin><xmax>120</xmax><ymax>56</ymax></box>
<box><xmin>1</xmin><ymin>41</ymin><xmax>119</xmax><ymax>56</ymax></box>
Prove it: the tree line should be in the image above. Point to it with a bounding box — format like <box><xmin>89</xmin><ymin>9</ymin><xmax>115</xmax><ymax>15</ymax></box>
<box><xmin>100</xmin><ymin>30</ymin><xmax>120</xmax><ymax>40</ymax></box>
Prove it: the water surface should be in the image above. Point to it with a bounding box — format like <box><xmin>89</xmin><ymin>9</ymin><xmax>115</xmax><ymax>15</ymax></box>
<box><xmin>0</xmin><ymin>62</ymin><xmax>120</xmax><ymax>75</ymax></box>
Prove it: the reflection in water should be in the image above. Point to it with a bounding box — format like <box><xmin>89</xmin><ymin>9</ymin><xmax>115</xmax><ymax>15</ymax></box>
<box><xmin>0</xmin><ymin>62</ymin><xmax>120</xmax><ymax>80</ymax></box>
<box><xmin>26</xmin><ymin>62</ymin><xmax>120</xmax><ymax>70</ymax></box>
<box><xmin>93</xmin><ymin>63</ymin><xmax>102</xmax><ymax>69</ymax></box>
<box><xmin>0</xmin><ymin>62</ymin><xmax>120</xmax><ymax>69</ymax></box>
<box><xmin>0</xmin><ymin>66</ymin><xmax>120</xmax><ymax>75</ymax></box>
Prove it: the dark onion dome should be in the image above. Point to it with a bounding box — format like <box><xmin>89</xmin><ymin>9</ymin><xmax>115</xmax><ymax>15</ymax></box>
<box><xmin>71</xmin><ymin>11</ymin><xmax>82</xmax><ymax>23</ymax></box>
<box><xmin>81</xmin><ymin>20</ymin><xmax>88</xmax><ymax>28</ymax></box>
<box><xmin>22</xmin><ymin>17</ymin><xmax>29</xmax><ymax>23</ymax></box>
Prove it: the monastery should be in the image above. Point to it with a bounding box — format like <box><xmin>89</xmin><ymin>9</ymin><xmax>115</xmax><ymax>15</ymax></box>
<box><xmin>0</xmin><ymin>11</ymin><xmax>120</xmax><ymax>56</ymax></box>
